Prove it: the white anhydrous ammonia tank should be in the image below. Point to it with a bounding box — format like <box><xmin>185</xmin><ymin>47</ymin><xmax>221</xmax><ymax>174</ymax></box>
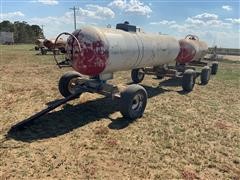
<box><xmin>176</xmin><ymin>35</ymin><xmax>208</xmax><ymax>64</ymax></box>
<box><xmin>35</xmin><ymin>39</ymin><xmax>45</xmax><ymax>47</ymax></box>
<box><xmin>66</xmin><ymin>26</ymin><xmax>180</xmax><ymax>76</ymax></box>
<box><xmin>43</xmin><ymin>38</ymin><xmax>66</xmax><ymax>49</ymax></box>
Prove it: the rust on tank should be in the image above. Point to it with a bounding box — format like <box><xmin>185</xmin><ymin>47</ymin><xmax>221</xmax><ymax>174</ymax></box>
<box><xmin>67</xmin><ymin>28</ymin><xmax>109</xmax><ymax>76</ymax></box>
<box><xmin>176</xmin><ymin>40</ymin><xmax>196</xmax><ymax>63</ymax></box>
<box><xmin>176</xmin><ymin>34</ymin><xmax>208</xmax><ymax>63</ymax></box>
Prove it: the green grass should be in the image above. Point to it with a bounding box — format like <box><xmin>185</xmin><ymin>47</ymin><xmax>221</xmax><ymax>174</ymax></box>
<box><xmin>0</xmin><ymin>44</ymin><xmax>240</xmax><ymax>179</ymax></box>
<box><xmin>216</xmin><ymin>66</ymin><xmax>240</xmax><ymax>81</ymax></box>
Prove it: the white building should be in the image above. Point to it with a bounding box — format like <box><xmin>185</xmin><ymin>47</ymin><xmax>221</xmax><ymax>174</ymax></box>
<box><xmin>0</xmin><ymin>32</ymin><xmax>14</xmax><ymax>44</ymax></box>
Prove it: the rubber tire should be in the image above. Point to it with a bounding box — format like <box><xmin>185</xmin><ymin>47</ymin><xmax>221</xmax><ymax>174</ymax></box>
<box><xmin>182</xmin><ymin>69</ymin><xmax>196</xmax><ymax>92</ymax></box>
<box><xmin>211</xmin><ymin>62</ymin><xmax>218</xmax><ymax>75</ymax></box>
<box><xmin>131</xmin><ymin>69</ymin><xmax>145</xmax><ymax>83</ymax></box>
<box><xmin>201</xmin><ymin>66</ymin><xmax>211</xmax><ymax>85</ymax></box>
<box><xmin>58</xmin><ymin>71</ymin><xmax>81</xmax><ymax>97</ymax></box>
<box><xmin>41</xmin><ymin>48</ymin><xmax>47</xmax><ymax>55</ymax></box>
<box><xmin>120</xmin><ymin>84</ymin><xmax>148</xmax><ymax>119</ymax></box>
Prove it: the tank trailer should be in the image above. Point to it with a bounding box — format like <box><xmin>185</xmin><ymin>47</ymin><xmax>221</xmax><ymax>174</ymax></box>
<box><xmin>53</xmin><ymin>22</ymin><xmax>181</xmax><ymax>119</ymax></box>
<box><xmin>130</xmin><ymin>34</ymin><xmax>219</xmax><ymax>91</ymax></box>
<box><xmin>13</xmin><ymin>22</ymin><xmax>219</xmax><ymax>129</ymax></box>
<box><xmin>35</xmin><ymin>38</ymin><xmax>66</xmax><ymax>55</ymax></box>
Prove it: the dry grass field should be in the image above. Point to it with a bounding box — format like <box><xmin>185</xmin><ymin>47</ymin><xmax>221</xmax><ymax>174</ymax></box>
<box><xmin>0</xmin><ymin>44</ymin><xmax>239</xmax><ymax>179</ymax></box>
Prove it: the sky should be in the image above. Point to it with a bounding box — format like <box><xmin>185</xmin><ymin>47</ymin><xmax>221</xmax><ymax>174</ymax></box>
<box><xmin>1</xmin><ymin>0</ymin><xmax>240</xmax><ymax>48</ymax></box>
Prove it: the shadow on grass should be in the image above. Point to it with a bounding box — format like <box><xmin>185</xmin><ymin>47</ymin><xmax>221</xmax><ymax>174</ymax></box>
<box><xmin>159</xmin><ymin>77</ymin><xmax>182</xmax><ymax>87</ymax></box>
<box><xmin>142</xmin><ymin>85</ymin><xmax>170</xmax><ymax>98</ymax></box>
<box><xmin>7</xmin><ymin>97</ymin><xmax>119</xmax><ymax>142</ymax></box>
<box><xmin>159</xmin><ymin>77</ymin><xmax>201</xmax><ymax>95</ymax></box>
<box><xmin>127</xmin><ymin>76</ymin><xmax>183</xmax><ymax>87</ymax></box>
<box><xmin>7</xmin><ymin>85</ymin><xmax>168</xmax><ymax>142</ymax></box>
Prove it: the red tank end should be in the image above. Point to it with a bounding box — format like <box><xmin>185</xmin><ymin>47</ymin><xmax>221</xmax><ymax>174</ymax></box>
<box><xmin>67</xmin><ymin>29</ymin><xmax>109</xmax><ymax>76</ymax></box>
<box><xmin>176</xmin><ymin>40</ymin><xmax>196</xmax><ymax>64</ymax></box>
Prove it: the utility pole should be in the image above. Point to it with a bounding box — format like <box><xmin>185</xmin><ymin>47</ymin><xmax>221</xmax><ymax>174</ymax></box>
<box><xmin>70</xmin><ymin>6</ymin><xmax>79</xmax><ymax>30</ymax></box>
<box><xmin>41</xmin><ymin>25</ymin><xmax>45</xmax><ymax>38</ymax></box>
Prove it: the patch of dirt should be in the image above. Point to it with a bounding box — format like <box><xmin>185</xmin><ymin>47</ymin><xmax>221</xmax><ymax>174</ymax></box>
<box><xmin>223</xmin><ymin>55</ymin><xmax>240</xmax><ymax>62</ymax></box>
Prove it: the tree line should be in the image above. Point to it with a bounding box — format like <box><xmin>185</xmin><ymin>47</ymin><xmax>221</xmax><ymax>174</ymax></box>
<box><xmin>0</xmin><ymin>21</ymin><xmax>44</xmax><ymax>43</ymax></box>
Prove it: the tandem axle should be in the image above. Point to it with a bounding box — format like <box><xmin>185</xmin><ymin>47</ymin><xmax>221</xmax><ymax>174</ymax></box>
<box><xmin>130</xmin><ymin>60</ymin><xmax>219</xmax><ymax>92</ymax></box>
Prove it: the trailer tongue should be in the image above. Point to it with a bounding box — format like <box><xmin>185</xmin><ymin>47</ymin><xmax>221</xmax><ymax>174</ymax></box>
<box><xmin>10</xmin><ymin>91</ymin><xmax>82</xmax><ymax>130</ymax></box>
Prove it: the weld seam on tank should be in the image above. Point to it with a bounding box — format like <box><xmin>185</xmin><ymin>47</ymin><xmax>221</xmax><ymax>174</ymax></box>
<box><xmin>137</xmin><ymin>33</ymin><xmax>145</xmax><ymax>68</ymax></box>
<box><xmin>131</xmin><ymin>33</ymin><xmax>141</xmax><ymax>68</ymax></box>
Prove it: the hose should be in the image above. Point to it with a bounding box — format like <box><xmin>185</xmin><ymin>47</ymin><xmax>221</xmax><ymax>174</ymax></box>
<box><xmin>53</xmin><ymin>32</ymin><xmax>81</xmax><ymax>68</ymax></box>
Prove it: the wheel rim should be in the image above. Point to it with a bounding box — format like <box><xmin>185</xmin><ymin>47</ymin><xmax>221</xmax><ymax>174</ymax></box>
<box><xmin>138</xmin><ymin>69</ymin><xmax>144</xmax><ymax>80</ymax></box>
<box><xmin>68</xmin><ymin>78</ymin><xmax>79</xmax><ymax>94</ymax></box>
<box><xmin>131</xmin><ymin>93</ymin><xmax>144</xmax><ymax>112</ymax></box>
